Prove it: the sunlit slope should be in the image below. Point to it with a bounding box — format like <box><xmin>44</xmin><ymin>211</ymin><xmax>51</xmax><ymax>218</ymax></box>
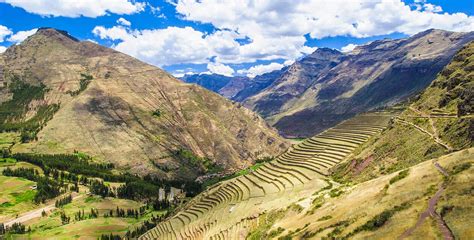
<box><xmin>264</xmin><ymin>148</ymin><xmax>473</xmax><ymax>239</ymax></box>
<box><xmin>139</xmin><ymin>112</ymin><xmax>394</xmax><ymax>239</ymax></box>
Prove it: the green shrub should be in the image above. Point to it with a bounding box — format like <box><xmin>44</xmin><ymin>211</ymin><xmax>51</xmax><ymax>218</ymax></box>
<box><xmin>347</xmin><ymin>202</ymin><xmax>411</xmax><ymax>237</ymax></box>
<box><xmin>152</xmin><ymin>109</ymin><xmax>161</xmax><ymax>117</ymax></box>
<box><xmin>452</xmin><ymin>162</ymin><xmax>471</xmax><ymax>175</ymax></box>
<box><xmin>389</xmin><ymin>169</ymin><xmax>409</xmax><ymax>184</ymax></box>
<box><xmin>66</xmin><ymin>73</ymin><xmax>93</xmax><ymax>96</ymax></box>
<box><xmin>329</xmin><ymin>188</ymin><xmax>344</xmax><ymax>198</ymax></box>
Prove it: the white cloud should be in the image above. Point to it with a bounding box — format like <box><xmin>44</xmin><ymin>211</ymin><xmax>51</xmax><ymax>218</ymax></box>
<box><xmin>117</xmin><ymin>17</ymin><xmax>131</xmax><ymax>26</ymax></box>
<box><xmin>207</xmin><ymin>62</ymin><xmax>235</xmax><ymax>76</ymax></box>
<box><xmin>341</xmin><ymin>43</ymin><xmax>358</xmax><ymax>53</ymax></box>
<box><xmin>0</xmin><ymin>46</ymin><xmax>7</xmax><ymax>53</ymax></box>
<box><xmin>94</xmin><ymin>26</ymin><xmax>213</xmax><ymax>66</ymax></box>
<box><xmin>237</xmin><ymin>62</ymin><xmax>285</xmax><ymax>78</ymax></box>
<box><xmin>0</xmin><ymin>25</ymin><xmax>13</xmax><ymax>42</ymax></box>
<box><xmin>92</xmin><ymin>26</ymin><xmax>131</xmax><ymax>41</ymax></box>
<box><xmin>92</xmin><ymin>0</ymin><xmax>474</xmax><ymax>74</ymax></box>
<box><xmin>423</xmin><ymin>3</ymin><xmax>442</xmax><ymax>13</ymax></box>
<box><xmin>2</xmin><ymin>0</ymin><xmax>145</xmax><ymax>17</ymax></box>
<box><xmin>7</xmin><ymin>28</ymin><xmax>37</xmax><ymax>43</ymax></box>
<box><xmin>175</xmin><ymin>0</ymin><xmax>474</xmax><ymax>38</ymax></box>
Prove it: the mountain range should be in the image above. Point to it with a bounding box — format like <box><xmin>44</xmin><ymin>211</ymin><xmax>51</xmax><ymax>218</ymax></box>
<box><xmin>183</xmin><ymin>29</ymin><xmax>474</xmax><ymax>137</ymax></box>
<box><xmin>0</xmin><ymin>28</ymin><xmax>288</xmax><ymax>181</ymax></box>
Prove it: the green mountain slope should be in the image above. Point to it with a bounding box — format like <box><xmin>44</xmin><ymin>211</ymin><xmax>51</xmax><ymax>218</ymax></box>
<box><xmin>334</xmin><ymin>40</ymin><xmax>473</xmax><ymax>183</ymax></box>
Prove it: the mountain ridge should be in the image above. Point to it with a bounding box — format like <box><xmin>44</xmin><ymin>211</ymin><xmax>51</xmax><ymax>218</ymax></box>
<box><xmin>0</xmin><ymin>28</ymin><xmax>289</xmax><ymax>180</ymax></box>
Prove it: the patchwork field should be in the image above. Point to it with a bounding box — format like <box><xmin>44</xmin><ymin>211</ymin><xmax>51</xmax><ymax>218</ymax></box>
<box><xmin>0</xmin><ymin>175</ymin><xmax>37</xmax><ymax>222</ymax></box>
<box><xmin>6</xmin><ymin>195</ymin><xmax>166</xmax><ymax>239</ymax></box>
<box><xmin>140</xmin><ymin>112</ymin><xmax>394</xmax><ymax>239</ymax></box>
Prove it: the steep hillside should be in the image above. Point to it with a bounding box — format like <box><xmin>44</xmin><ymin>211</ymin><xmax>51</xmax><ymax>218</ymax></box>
<box><xmin>244</xmin><ymin>48</ymin><xmax>345</xmax><ymax>118</ymax></box>
<box><xmin>0</xmin><ymin>28</ymin><xmax>289</xmax><ymax>180</ymax></box>
<box><xmin>274</xmin><ymin>29</ymin><xmax>474</xmax><ymax>137</ymax></box>
<box><xmin>253</xmin><ymin>148</ymin><xmax>473</xmax><ymax>239</ymax></box>
<box><xmin>333</xmin><ymin>41</ymin><xmax>473</xmax><ymax>183</ymax></box>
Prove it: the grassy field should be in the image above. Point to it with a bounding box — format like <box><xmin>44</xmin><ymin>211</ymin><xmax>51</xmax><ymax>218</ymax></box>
<box><xmin>0</xmin><ymin>175</ymin><xmax>37</xmax><ymax>222</ymax></box>
<box><xmin>262</xmin><ymin>148</ymin><xmax>473</xmax><ymax>239</ymax></box>
<box><xmin>6</xmin><ymin>195</ymin><xmax>167</xmax><ymax>239</ymax></box>
<box><xmin>0</xmin><ymin>132</ymin><xmax>19</xmax><ymax>150</ymax></box>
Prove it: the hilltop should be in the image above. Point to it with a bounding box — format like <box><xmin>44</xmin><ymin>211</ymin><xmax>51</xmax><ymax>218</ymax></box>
<box><xmin>0</xmin><ymin>28</ymin><xmax>289</xmax><ymax>180</ymax></box>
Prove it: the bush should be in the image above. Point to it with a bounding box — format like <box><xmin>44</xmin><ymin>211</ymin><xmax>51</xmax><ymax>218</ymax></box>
<box><xmin>348</xmin><ymin>202</ymin><xmax>411</xmax><ymax>236</ymax></box>
<box><xmin>452</xmin><ymin>162</ymin><xmax>471</xmax><ymax>175</ymax></box>
<box><xmin>389</xmin><ymin>169</ymin><xmax>409</xmax><ymax>184</ymax></box>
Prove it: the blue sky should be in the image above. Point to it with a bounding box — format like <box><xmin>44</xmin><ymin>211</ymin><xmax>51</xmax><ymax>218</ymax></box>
<box><xmin>0</xmin><ymin>0</ymin><xmax>473</xmax><ymax>77</ymax></box>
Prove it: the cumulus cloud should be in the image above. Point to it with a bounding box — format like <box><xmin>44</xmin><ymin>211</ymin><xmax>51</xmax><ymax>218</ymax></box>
<box><xmin>7</xmin><ymin>28</ymin><xmax>37</xmax><ymax>43</ymax></box>
<box><xmin>94</xmin><ymin>26</ymin><xmax>214</xmax><ymax>66</ymax></box>
<box><xmin>0</xmin><ymin>46</ymin><xmax>7</xmax><ymax>53</ymax></box>
<box><xmin>175</xmin><ymin>0</ymin><xmax>473</xmax><ymax>39</ymax></box>
<box><xmin>117</xmin><ymin>17</ymin><xmax>131</xmax><ymax>26</ymax></box>
<box><xmin>92</xmin><ymin>0</ymin><xmax>474</xmax><ymax>74</ymax></box>
<box><xmin>2</xmin><ymin>0</ymin><xmax>145</xmax><ymax>17</ymax></box>
<box><xmin>92</xmin><ymin>26</ymin><xmax>131</xmax><ymax>41</ymax></box>
<box><xmin>423</xmin><ymin>3</ymin><xmax>442</xmax><ymax>13</ymax></box>
<box><xmin>207</xmin><ymin>62</ymin><xmax>235</xmax><ymax>76</ymax></box>
<box><xmin>237</xmin><ymin>62</ymin><xmax>286</xmax><ymax>78</ymax></box>
<box><xmin>341</xmin><ymin>43</ymin><xmax>358</xmax><ymax>53</ymax></box>
<box><xmin>0</xmin><ymin>25</ymin><xmax>13</xmax><ymax>42</ymax></box>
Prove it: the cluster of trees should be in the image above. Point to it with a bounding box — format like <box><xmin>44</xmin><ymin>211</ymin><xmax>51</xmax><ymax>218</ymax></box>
<box><xmin>73</xmin><ymin>208</ymin><xmax>99</xmax><ymax>222</ymax></box>
<box><xmin>99</xmin><ymin>234</ymin><xmax>122</xmax><ymax>240</ymax></box>
<box><xmin>125</xmin><ymin>214</ymin><xmax>164</xmax><ymax>239</ymax></box>
<box><xmin>0</xmin><ymin>222</ymin><xmax>30</xmax><ymax>235</ymax></box>
<box><xmin>2</xmin><ymin>166</ymin><xmax>66</xmax><ymax>203</ymax></box>
<box><xmin>2</xmin><ymin>167</ymin><xmax>39</xmax><ymax>181</ymax></box>
<box><xmin>147</xmin><ymin>199</ymin><xmax>172</xmax><ymax>211</ymax></box>
<box><xmin>90</xmin><ymin>180</ymin><xmax>114</xmax><ymax>198</ymax></box>
<box><xmin>0</xmin><ymin>77</ymin><xmax>60</xmax><ymax>143</ymax></box>
<box><xmin>173</xmin><ymin>148</ymin><xmax>223</xmax><ymax>174</ymax></box>
<box><xmin>11</xmin><ymin>153</ymin><xmax>117</xmax><ymax>181</ymax></box>
<box><xmin>60</xmin><ymin>212</ymin><xmax>70</xmax><ymax>224</ymax></box>
<box><xmin>103</xmin><ymin>206</ymin><xmax>146</xmax><ymax>219</ymax></box>
<box><xmin>66</xmin><ymin>73</ymin><xmax>93</xmax><ymax>96</ymax></box>
<box><xmin>55</xmin><ymin>194</ymin><xmax>72</xmax><ymax>208</ymax></box>
<box><xmin>35</xmin><ymin>177</ymin><xmax>64</xmax><ymax>203</ymax></box>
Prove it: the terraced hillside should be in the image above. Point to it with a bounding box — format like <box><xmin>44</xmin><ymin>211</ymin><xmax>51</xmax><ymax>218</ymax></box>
<box><xmin>139</xmin><ymin>113</ymin><xmax>393</xmax><ymax>239</ymax></box>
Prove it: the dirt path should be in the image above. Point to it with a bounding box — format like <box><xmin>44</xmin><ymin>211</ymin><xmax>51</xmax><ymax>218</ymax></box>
<box><xmin>3</xmin><ymin>192</ymin><xmax>83</xmax><ymax>228</ymax></box>
<box><xmin>399</xmin><ymin>162</ymin><xmax>454</xmax><ymax>240</ymax></box>
<box><xmin>409</xmin><ymin>107</ymin><xmax>439</xmax><ymax>137</ymax></box>
<box><xmin>394</xmin><ymin>117</ymin><xmax>452</xmax><ymax>151</ymax></box>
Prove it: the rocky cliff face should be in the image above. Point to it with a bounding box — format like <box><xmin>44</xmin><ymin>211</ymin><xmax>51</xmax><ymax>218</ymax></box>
<box><xmin>243</xmin><ymin>48</ymin><xmax>345</xmax><ymax>119</ymax></box>
<box><xmin>274</xmin><ymin>30</ymin><xmax>474</xmax><ymax>137</ymax></box>
<box><xmin>0</xmin><ymin>28</ymin><xmax>289</xmax><ymax>180</ymax></box>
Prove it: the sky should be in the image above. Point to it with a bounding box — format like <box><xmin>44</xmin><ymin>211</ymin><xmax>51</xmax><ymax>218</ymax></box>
<box><xmin>0</xmin><ymin>0</ymin><xmax>473</xmax><ymax>78</ymax></box>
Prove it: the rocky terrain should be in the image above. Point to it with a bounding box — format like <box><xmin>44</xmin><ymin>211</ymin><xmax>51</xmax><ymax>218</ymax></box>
<box><xmin>263</xmin><ymin>29</ymin><xmax>474</xmax><ymax>137</ymax></box>
<box><xmin>183</xmin><ymin>29</ymin><xmax>474</xmax><ymax>138</ymax></box>
<box><xmin>0</xmin><ymin>28</ymin><xmax>289</xmax><ymax>180</ymax></box>
<box><xmin>140</xmin><ymin>41</ymin><xmax>474</xmax><ymax>240</ymax></box>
